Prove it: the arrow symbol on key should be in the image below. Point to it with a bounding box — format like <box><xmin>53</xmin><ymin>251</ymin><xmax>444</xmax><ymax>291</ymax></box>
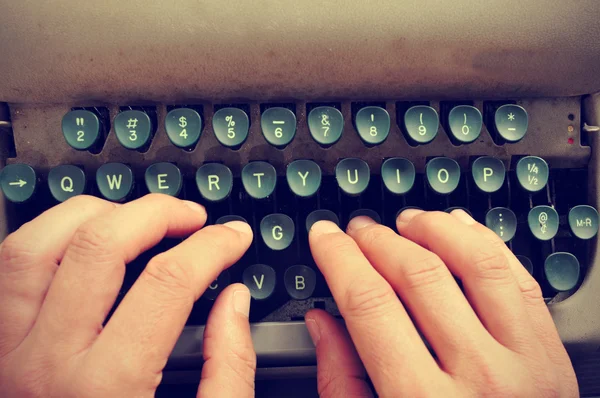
<box><xmin>9</xmin><ymin>179</ymin><xmax>27</xmax><ymax>188</ymax></box>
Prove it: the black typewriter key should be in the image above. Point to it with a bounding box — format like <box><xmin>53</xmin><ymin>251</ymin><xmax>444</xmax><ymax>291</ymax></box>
<box><xmin>336</xmin><ymin>158</ymin><xmax>370</xmax><ymax>196</ymax></box>
<box><xmin>308</xmin><ymin>106</ymin><xmax>344</xmax><ymax>146</ymax></box>
<box><xmin>196</xmin><ymin>163</ymin><xmax>233</xmax><ymax>202</ymax></box>
<box><xmin>284</xmin><ymin>265</ymin><xmax>316</xmax><ymax>300</ymax></box>
<box><xmin>448</xmin><ymin>105</ymin><xmax>482</xmax><ymax>144</ymax></box>
<box><xmin>516</xmin><ymin>156</ymin><xmax>549</xmax><ymax>193</ymax></box>
<box><xmin>62</xmin><ymin>110</ymin><xmax>100</xmax><ymax>150</ymax></box>
<box><xmin>355</xmin><ymin>106</ymin><xmax>390</xmax><ymax>145</ymax></box>
<box><xmin>0</xmin><ymin>164</ymin><xmax>37</xmax><ymax>203</ymax></box>
<box><xmin>165</xmin><ymin>108</ymin><xmax>202</xmax><ymax>149</ymax></box>
<box><xmin>48</xmin><ymin>165</ymin><xmax>86</xmax><ymax>202</ymax></box>
<box><xmin>260</xmin><ymin>213</ymin><xmax>295</xmax><ymax>251</ymax></box>
<box><xmin>568</xmin><ymin>205</ymin><xmax>599</xmax><ymax>240</ymax></box>
<box><xmin>495</xmin><ymin>104</ymin><xmax>528</xmax><ymax>143</ymax></box>
<box><xmin>261</xmin><ymin>107</ymin><xmax>296</xmax><ymax>147</ymax></box>
<box><xmin>96</xmin><ymin>163</ymin><xmax>134</xmax><ymax>202</ymax></box>
<box><xmin>349</xmin><ymin>209</ymin><xmax>382</xmax><ymax>224</ymax></box>
<box><xmin>242</xmin><ymin>162</ymin><xmax>277</xmax><ymax>199</ymax></box>
<box><xmin>215</xmin><ymin>215</ymin><xmax>248</xmax><ymax>224</ymax></box>
<box><xmin>485</xmin><ymin>207</ymin><xmax>517</xmax><ymax>242</ymax></box>
<box><xmin>425</xmin><ymin>157</ymin><xmax>460</xmax><ymax>195</ymax></box>
<box><xmin>528</xmin><ymin>205</ymin><xmax>559</xmax><ymax>241</ymax></box>
<box><xmin>144</xmin><ymin>162</ymin><xmax>182</xmax><ymax>196</ymax></box>
<box><xmin>213</xmin><ymin>107</ymin><xmax>250</xmax><ymax>148</ymax></box>
<box><xmin>381</xmin><ymin>157</ymin><xmax>415</xmax><ymax>195</ymax></box>
<box><xmin>544</xmin><ymin>252</ymin><xmax>580</xmax><ymax>292</ymax></box>
<box><xmin>306</xmin><ymin>209</ymin><xmax>340</xmax><ymax>233</ymax></box>
<box><xmin>286</xmin><ymin>160</ymin><xmax>322</xmax><ymax>198</ymax></box>
<box><xmin>472</xmin><ymin>156</ymin><xmax>505</xmax><ymax>193</ymax></box>
<box><xmin>243</xmin><ymin>264</ymin><xmax>276</xmax><ymax>300</ymax></box>
<box><xmin>404</xmin><ymin>105</ymin><xmax>439</xmax><ymax>144</ymax></box>
<box><xmin>114</xmin><ymin>110</ymin><xmax>152</xmax><ymax>150</ymax></box>
<box><xmin>202</xmin><ymin>270</ymin><xmax>230</xmax><ymax>301</ymax></box>
<box><xmin>516</xmin><ymin>255</ymin><xmax>534</xmax><ymax>276</ymax></box>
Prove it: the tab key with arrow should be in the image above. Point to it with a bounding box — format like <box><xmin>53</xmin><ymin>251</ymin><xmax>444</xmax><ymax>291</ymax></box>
<box><xmin>0</xmin><ymin>164</ymin><xmax>37</xmax><ymax>203</ymax></box>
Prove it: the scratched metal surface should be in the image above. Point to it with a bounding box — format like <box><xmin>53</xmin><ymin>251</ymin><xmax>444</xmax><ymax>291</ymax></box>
<box><xmin>0</xmin><ymin>1</ymin><xmax>599</xmax><ymax>104</ymax></box>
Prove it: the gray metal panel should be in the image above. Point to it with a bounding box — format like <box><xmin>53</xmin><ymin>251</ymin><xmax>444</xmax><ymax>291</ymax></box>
<box><xmin>0</xmin><ymin>0</ymin><xmax>599</xmax><ymax>103</ymax></box>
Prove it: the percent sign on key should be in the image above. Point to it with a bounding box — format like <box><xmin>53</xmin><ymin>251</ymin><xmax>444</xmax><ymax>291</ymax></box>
<box><xmin>226</xmin><ymin>115</ymin><xmax>236</xmax><ymax>139</ymax></box>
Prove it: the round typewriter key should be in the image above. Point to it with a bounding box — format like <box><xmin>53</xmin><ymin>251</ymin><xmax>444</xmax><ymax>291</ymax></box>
<box><xmin>196</xmin><ymin>163</ymin><xmax>233</xmax><ymax>202</ymax></box>
<box><xmin>448</xmin><ymin>105</ymin><xmax>482</xmax><ymax>144</ymax></box>
<box><xmin>472</xmin><ymin>156</ymin><xmax>505</xmax><ymax>193</ymax></box>
<box><xmin>215</xmin><ymin>215</ymin><xmax>248</xmax><ymax>225</ymax></box>
<box><xmin>485</xmin><ymin>207</ymin><xmax>517</xmax><ymax>242</ymax></box>
<box><xmin>260</xmin><ymin>213</ymin><xmax>295</xmax><ymax>251</ymax></box>
<box><xmin>568</xmin><ymin>205</ymin><xmax>599</xmax><ymax>240</ymax></box>
<box><xmin>426</xmin><ymin>157</ymin><xmax>460</xmax><ymax>195</ymax></box>
<box><xmin>48</xmin><ymin>165</ymin><xmax>86</xmax><ymax>202</ymax></box>
<box><xmin>308</xmin><ymin>106</ymin><xmax>344</xmax><ymax>146</ymax></box>
<box><xmin>114</xmin><ymin>110</ymin><xmax>153</xmax><ymax>150</ymax></box>
<box><xmin>349</xmin><ymin>209</ymin><xmax>381</xmax><ymax>224</ymax></box>
<box><xmin>165</xmin><ymin>108</ymin><xmax>202</xmax><ymax>149</ymax></box>
<box><xmin>404</xmin><ymin>105</ymin><xmax>439</xmax><ymax>144</ymax></box>
<box><xmin>516</xmin><ymin>255</ymin><xmax>534</xmax><ymax>276</ymax></box>
<box><xmin>243</xmin><ymin>264</ymin><xmax>276</xmax><ymax>300</ymax></box>
<box><xmin>145</xmin><ymin>162</ymin><xmax>182</xmax><ymax>196</ymax></box>
<box><xmin>544</xmin><ymin>252</ymin><xmax>580</xmax><ymax>292</ymax></box>
<box><xmin>242</xmin><ymin>162</ymin><xmax>277</xmax><ymax>199</ymax></box>
<box><xmin>381</xmin><ymin>157</ymin><xmax>415</xmax><ymax>195</ymax></box>
<box><xmin>213</xmin><ymin>107</ymin><xmax>250</xmax><ymax>148</ymax></box>
<box><xmin>62</xmin><ymin>110</ymin><xmax>100</xmax><ymax>150</ymax></box>
<box><xmin>336</xmin><ymin>158</ymin><xmax>370</xmax><ymax>196</ymax></box>
<box><xmin>306</xmin><ymin>209</ymin><xmax>339</xmax><ymax>233</ymax></box>
<box><xmin>516</xmin><ymin>156</ymin><xmax>549</xmax><ymax>193</ymax></box>
<box><xmin>261</xmin><ymin>107</ymin><xmax>296</xmax><ymax>147</ymax></box>
<box><xmin>284</xmin><ymin>265</ymin><xmax>316</xmax><ymax>300</ymax></box>
<box><xmin>495</xmin><ymin>104</ymin><xmax>528</xmax><ymax>143</ymax></box>
<box><xmin>202</xmin><ymin>270</ymin><xmax>230</xmax><ymax>301</ymax></box>
<box><xmin>528</xmin><ymin>205</ymin><xmax>559</xmax><ymax>241</ymax></box>
<box><xmin>286</xmin><ymin>160</ymin><xmax>321</xmax><ymax>198</ymax></box>
<box><xmin>0</xmin><ymin>163</ymin><xmax>37</xmax><ymax>203</ymax></box>
<box><xmin>96</xmin><ymin>163</ymin><xmax>134</xmax><ymax>202</ymax></box>
<box><xmin>355</xmin><ymin>106</ymin><xmax>390</xmax><ymax>145</ymax></box>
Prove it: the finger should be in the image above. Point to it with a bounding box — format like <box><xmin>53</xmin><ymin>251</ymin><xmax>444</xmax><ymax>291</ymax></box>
<box><xmin>198</xmin><ymin>284</ymin><xmax>255</xmax><ymax>398</ymax></box>
<box><xmin>309</xmin><ymin>221</ymin><xmax>449</xmax><ymax>397</ymax></box>
<box><xmin>0</xmin><ymin>196</ymin><xmax>115</xmax><ymax>356</ymax></box>
<box><xmin>31</xmin><ymin>194</ymin><xmax>207</xmax><ymax>354</ymax></box>
<box><xmin>88</xmin><ymin>222</ymin><xmax>252</xmax><ymax>390</ymax></box>
<box><xmin>450</xmin><ymin>210</ymin><xmax>577</xmax><ymax>395</ymax></box>
<box><xmin>396</xmin><ymin>209</ymin><xmax>541</xmax><ymax>356</ymax></box>
<box><xmin>305</xmin><ymin>309</ymin><xmax>373</xmax><ymax>398</ymax></box>
<box><xmin>346</xmin><ymin>216</ymin><xmax>499</xmax><ymax>372</ymax></box>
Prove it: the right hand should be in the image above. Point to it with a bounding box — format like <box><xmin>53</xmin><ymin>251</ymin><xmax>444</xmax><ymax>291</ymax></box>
<box><xmin>306</xmin><ymin>209</ymin><xmax>578</xmax><ymax>397</ymax></box>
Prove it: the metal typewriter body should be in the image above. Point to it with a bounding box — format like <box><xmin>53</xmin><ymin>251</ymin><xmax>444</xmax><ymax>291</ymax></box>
<box><xmin>1</xmin><ymin>0</ymin><xmax>600</xmax><ymax>393</ymax></box>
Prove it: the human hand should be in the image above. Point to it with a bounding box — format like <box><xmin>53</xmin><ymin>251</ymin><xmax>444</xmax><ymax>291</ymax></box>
<box><xmin>306</xmin><ymin>209</ymin><xmax>578</xmax><ymax>397</ymax></box>
<box><xmin>0</xmin><ymin>194</ymin><xmax>256</xmax><ymax>398</ymax></box>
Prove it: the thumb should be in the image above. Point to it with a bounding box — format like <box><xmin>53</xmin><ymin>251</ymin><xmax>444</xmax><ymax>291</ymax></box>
<box><xmin>305</xmin><ymin>309</ymin><xmax>373</xmax><ymax>398</ymax></box>
<box><xmin>198</xmin><ymin>284</ymin><xmax>256</xmax><ymax>398</ymax></box>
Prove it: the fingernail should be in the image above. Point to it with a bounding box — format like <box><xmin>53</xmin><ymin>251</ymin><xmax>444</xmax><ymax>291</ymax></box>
<box><xmin>451</xmin><ymin>209</ymin><xmax>476</xmax><ymax>225</ymax></box>
<box><xmin>305</xmin><ymin>319</ymin><xmax>321</xmax><ymax>345</ymax></box>
<box><xmin>224</xmin><ymin>221</ymin><xmax>253</xmax><ymax>235</ymax></box>
<box><xmin>397</xmin><ymin>208</ymin><xmax>424</xmax><ymax>226</ymax></box>
<box><xmin>233</xmin><ymin>289</ymin><xmax>251</xmax><ymax>317</ymax></box>
<box><xmin>347</xmin><ymin>216</ymin><xmax>376</xmax><ymax>232</ymax></box>
<box><xmin>310</xmin><ymin>220</ymin><xmax>341</xmax><ymax>237</ymax></box>
<box><xmin>183</xmin><ymin>200</ymin><xmax>206</xmax><ymax>214</ymax></box>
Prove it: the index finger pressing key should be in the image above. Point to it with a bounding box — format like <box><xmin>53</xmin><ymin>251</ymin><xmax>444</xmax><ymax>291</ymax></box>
<box><xmin>309</xmin><ymin>221</ymin><xmax>449</xmax><ymax>397</ymax></box>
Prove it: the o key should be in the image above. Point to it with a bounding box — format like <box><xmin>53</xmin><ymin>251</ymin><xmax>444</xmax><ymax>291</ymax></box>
<box><xmin>426</xmin><ymin>157</ymin><xmax>460</xmax><ymax>195</ymax></box>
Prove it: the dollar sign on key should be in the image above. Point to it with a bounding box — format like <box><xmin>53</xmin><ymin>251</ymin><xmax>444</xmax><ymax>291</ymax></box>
<box><xmin>179</xmin><ymin>116</ymin><xmax>187</xmax><ymax>128</ymax></box>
